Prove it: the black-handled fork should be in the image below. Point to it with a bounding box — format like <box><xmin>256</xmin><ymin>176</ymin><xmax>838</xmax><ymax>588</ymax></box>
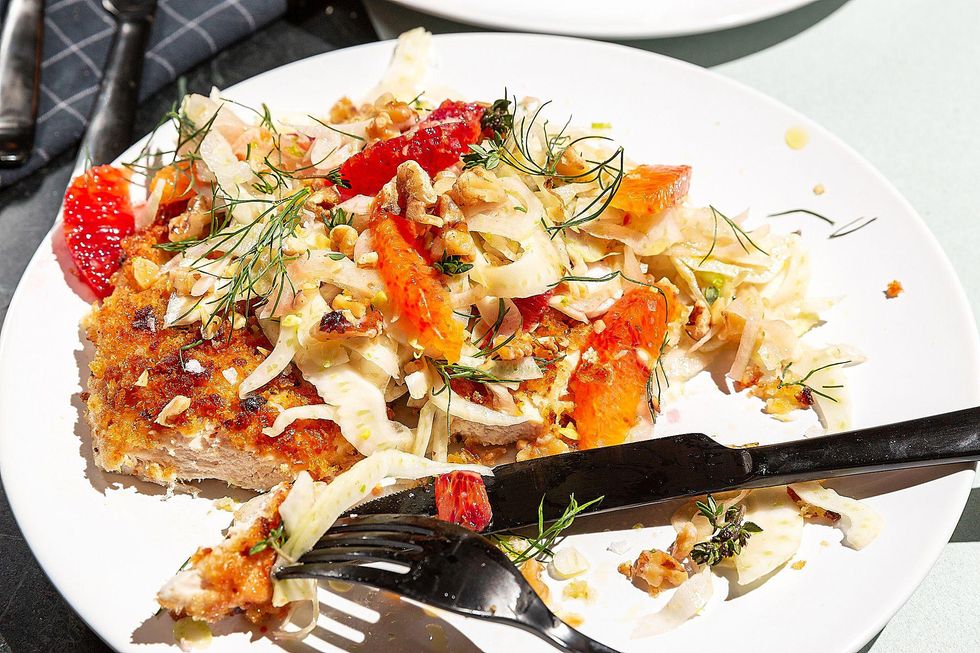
<box><xmin>75</xmin><ymin>0</ymin><xmax>157</xmax><ymax>168</ymax></box>
<box><xmin>275</xmin><ymin>515</ymin><xmax>620</xmax><ymax>653</ymax></box>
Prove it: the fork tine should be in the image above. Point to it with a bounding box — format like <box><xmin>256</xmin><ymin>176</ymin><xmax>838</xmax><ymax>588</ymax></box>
<box><xmin>329</xmin><ymin>518</ymin><xmax>435</xmax><ymax>536</ymax></box>
<box><xmin>301</xmin><ymin>545</ymin><xmax>422</xmax><ymax>565</ymax></box>
<box><xmin>315</xmin><ymin>532</ymin><xmax>428</xmax><ymax>550</ymax></box>
<box><xmin>275</xmin><ymin>562</ymin><xmax>405</xmax><ymax>590</ymax></box>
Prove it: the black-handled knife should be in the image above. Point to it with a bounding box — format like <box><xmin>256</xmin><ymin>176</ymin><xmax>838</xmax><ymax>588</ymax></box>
<box><xmin>348</xmin><ymin>406</ymin><xmax>980</xmax><ymax>533</ymax></box>
<box><xmin>0</xmin><ymin>0</ymin><xmax>44</xmax><ymax>167</ymax></box>
<box><xmin>75</xmin><ymin>0</ymin><xmax>157</xmax><ymax>168</ymax></box>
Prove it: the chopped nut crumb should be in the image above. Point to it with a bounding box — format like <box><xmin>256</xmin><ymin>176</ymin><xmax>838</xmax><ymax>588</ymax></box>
<box><xmin>812</xmin><ymin>183</ymin><xmax>826</xmax><ymax>195</ymax></box>
<box><xmin>791</xmin><ymin>560</ymin><xmax>807</xmax><ymax>570</ymax></box>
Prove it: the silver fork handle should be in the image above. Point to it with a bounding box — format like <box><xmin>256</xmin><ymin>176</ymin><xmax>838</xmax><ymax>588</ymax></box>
<box><xmin>0</xmin><ymin>0</ymin><xmax>43</xmax><ymax>166</ymax></box>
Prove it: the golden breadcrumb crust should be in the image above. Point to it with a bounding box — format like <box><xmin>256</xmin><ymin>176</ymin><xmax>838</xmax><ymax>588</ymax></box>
<box><xmin>84</xmin><ymin>224</ymin><xmax>361</xmax><ymax>487</ymax></box>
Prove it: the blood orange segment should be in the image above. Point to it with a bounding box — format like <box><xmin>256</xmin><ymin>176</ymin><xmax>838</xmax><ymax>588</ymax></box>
<box><xmin>512</xmin><ymin>290</ymin><xmax>555</xmax><ymax>328</ymax></box>
<box><xmin>435</xmin><ymin>471</ymin><xmax>493</xmax><ymax>532</ymax></box>
<box><xmin>63</xmin><ymin>165</ymin><xmax>135</xmax><ymax>299</ymax></box>
<box><xmin>569</xmin><ymin>287</ymin><xmax>670</xmax><ymax>449</ymax></box>
<box><xmin>373</xmin><ymin>212</ymin><xmax>465</xmax><ymax>362</ymax></box>
<box><xmin>339</xmin><ymin>100</ymin><xmax>484</xmax><ymax>197</ymax></box>
<box><xmin>150</xmin><ymin>161</ymin><xmax>195</xmax><ymax>207</ymax></box>
<box><xmin>610</xmin><ymin>164</ymin><xmax>692</xmax><ymax>217</ymax></box>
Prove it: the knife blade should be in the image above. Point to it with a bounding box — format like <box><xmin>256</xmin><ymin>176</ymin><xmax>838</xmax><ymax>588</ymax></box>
<box><xmin>346</xmin><ymin>406</ymin><xmax>980</xmax><ymax>533</ymax></box>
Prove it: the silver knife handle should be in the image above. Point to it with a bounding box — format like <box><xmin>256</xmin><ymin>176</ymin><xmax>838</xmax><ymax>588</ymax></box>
<box><xmin>76</xmin><ymin>8</ymin><xmax>155</xmax><ymax>169</ymax></box>
<box><xmin>0</xmin><ymin>0</ymin><xmax>44</xmax><ymax>167</ymax></box>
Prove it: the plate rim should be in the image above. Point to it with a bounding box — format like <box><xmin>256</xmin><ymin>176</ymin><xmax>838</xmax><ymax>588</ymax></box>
<box><xmin>379</xmin><ymin>0</ymin><xmax>819</xmax><ymax>39</ymax></box>
<box><xmin>1</xmin><ymin>32</ymin><xmax>977</xmax><ymax>653</ymax></box>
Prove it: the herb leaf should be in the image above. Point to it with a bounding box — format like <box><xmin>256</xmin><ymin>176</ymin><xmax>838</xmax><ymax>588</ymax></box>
<box><xmin>248</xmin><ymin>523</ymin><xmax>286</xmax><ymax>556</ymax></box>
<box><xmin>689</xmin><ymin>495</ymin><xmax>762</xmax><ymax>567</ymax></box>
<box><xmin>491</xmin><ymin>494</ymin><xmax>603</xmax><ymax>564</ymax></box>
<box><xmin>433</xmin><ymin>254</ymin><xmax>474</xmax><ymax>275</ymax></box>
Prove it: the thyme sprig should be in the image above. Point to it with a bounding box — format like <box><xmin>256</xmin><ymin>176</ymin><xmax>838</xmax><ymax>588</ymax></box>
<box><xmin>777</xmin><ymin>360</ymin><xmax>851</xmax><ymax>403</ymax></box>
<box><xmin>689</xmin><ymin>495</ymin><xmax>762</xmax><ymax>567</ymax></box>
<box><xmin>433</xmin><ymin>254</ymin><xmax>474</xmax><ymax>275</ymax></box>
<box><xmin>248</xmin><ymin>523</ymin><xmax>286</xmax><ymax>556</ymax></box>
<box><xmin>491</xmin><ymin>495</ymin><xmax>603</xmax><ymax>565</ymax></box>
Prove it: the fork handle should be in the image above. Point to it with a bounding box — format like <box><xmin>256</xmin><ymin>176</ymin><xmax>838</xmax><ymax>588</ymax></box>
<box><xmin>520</xmin><ymin>600</ymin><xmax>621</xmax><ymax>653</ymax></box>
<box><xmin>76</xmin><ymin>10</ymin><xmax>154</xmax><ymax>168</ymax></box>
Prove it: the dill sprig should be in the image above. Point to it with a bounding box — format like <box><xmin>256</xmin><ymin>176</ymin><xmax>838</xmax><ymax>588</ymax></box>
<box><xmin>158</xmin><ymin>185</ymin><xmax>312</xmax><ymax>328</ymax></box>
<box><xmin>463</xmin><ymin>94</ymin><xmax>625</xmax><ymax>236</ymax></box>
<box><xmin>549</xmin><ymin>269</ymin><xmax>655</xmax><ymax>289</ymax></box>
<box><xmin>829</xmin><ymin>216</ymin><xmax>877</xmax><ymax>239</ymax></box>
<box><xmin>689</xmin><ymin>495</ymin><xmax>762</xmax><ymax>567</ymax></box>
<box><xmin>777</xmin><ymin>360</ymin><xmax>851</xmax><ymax>403</ymax></box>
<box><xmin>491</xmin><ymin>495</ymin><xmax>603</xmax><ymax>565</ymax></box>
<box><xmin>700</xmin><ymin>205</ymin><xmax>769</xmax><ymax>265</ymax></box>
<box><xmin>645</xmin><ymin>333</ymin><xmax>670</xmax><ymax>422</ymax></box>
<box><xmin>248</xmin><ymin>523</ymin><xmax>286</xmax><ymax>556</ymax></box>
<box><xmin>768</xmin><ymin>209</ymin><xmax>877</xmax><ymax>239</ymax></box>
<box><xmin>768</xmin><ymin>208</ymin><xmax>836</xmax><ymax>225</ymax></box>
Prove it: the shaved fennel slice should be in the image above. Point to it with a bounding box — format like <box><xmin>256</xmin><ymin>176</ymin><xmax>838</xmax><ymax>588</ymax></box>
<box><xmin>274</xmin><ymin>453</ymin><xmax>491</xmax><ymax>605</ymax></box>
<box><xmin>428</xmin><ymin>386</ymin><xmax>541</xmax><ymax>426</ymax></box>
<box><xmin>238</xmin><ymin>322</ymin><xmax>298</xmax><ymax>397</ymax></box>
<box><xmin>198</xmin><ymin>129</ymin><xmax>254</xmax><ymax>194</ymax></box>
<box><xmin>631</xmin><ymin>567</ymin><xmax>714</xmax><ymax>638</ymax></box>
<box><xmin>791</xmin><ymin>345</ymin><xmax>864</xmax><ymax>433</ymax></box>
<box><xmin>262</xmin><ymin>405</ymin><xmax>338</xmax><ymax>437</ymax></box>
<box><xmin>412</xmin><ymin>401</ymin><xmax>437</xmax><ymax>456</ymax></box>
<box><xmin>466</xmin><ymin>178</ymin><xmax>543</xmax><ymax>241</ymax></box>
<box><xmin>735</xmin><ymin>487</ymin><xmax>804</xmax><ymax>585</ymax></box>
<box><xmin>363</xmin><ymin>27</ymin><xmax>431</xmax><ymax>103</ymax></box>
<box><xmin>789</xmin><ymin>482</ymin><xmax>883</xmax><ymax>550</ymax></box>
<box><xmin>300</xmin><ymin>362</ymin><xmax>412</xmax><ymax>456</ymax></box>
<box><xmin>470</xmin><ymin>226</ymin><xmax>563</xmax><ymax>298</ymax></box>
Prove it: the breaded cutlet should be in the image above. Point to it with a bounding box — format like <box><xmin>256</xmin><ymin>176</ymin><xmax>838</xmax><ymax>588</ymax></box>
<box><xmin>83</xmin><ymin>224</ymin><xmax>361</xmax><ymax>490</ymax></box>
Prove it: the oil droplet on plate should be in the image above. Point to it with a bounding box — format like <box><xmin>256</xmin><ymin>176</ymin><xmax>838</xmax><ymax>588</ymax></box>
<box><xmin>327</xmin><ymin>580</ymin><xmax>354</xmax><ymax>593</ymax></box>
<box><xmin>425</xmin><ymin>623</ymin><xmax>448</xmax><ymax>651</ymax></box>
<box><xmin>784</xmin><ymin>126</ymin><xmax>809</xmax><ymax>150</ymax></box>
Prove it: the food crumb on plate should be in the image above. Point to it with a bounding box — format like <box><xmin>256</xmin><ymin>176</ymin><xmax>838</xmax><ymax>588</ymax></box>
<box><xmin>563</xmin><ymin>579</ymin><xmax>594</xmax><ymax>601</ymax></box>
<box><xmin>173</xmin><ymin>617</ymin><xmax>212</xmax><ymax>651</ymax></box>
<box><xmin>212</xmin><ymin>497</ymin><xmax>237</xmax><ymax>512</ymax></box>
<box><xmin>785</xmin><ymin>126</ymin><xmax>809</xmax><ymax>150</ymax></box>
<box><xmin>791</xmin><ymin>560</ymin><xmax>807</xmax><ymax>570</ymax></box>
<box><xmin>813</xmin><ymin>183</ymin><xmax>825</xmax><ymax>195</ymax></box>
<box><xmin>885</xmin><ymin>280</ymin><xmax>904</xmax><ymax>299</ymax></box>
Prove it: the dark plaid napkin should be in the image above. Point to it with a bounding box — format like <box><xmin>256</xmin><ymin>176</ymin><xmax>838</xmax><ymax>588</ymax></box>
<box><xmin>0</xmin><ymin>0</ymin><xmax>287</xmax><ymax>188</ymax></box>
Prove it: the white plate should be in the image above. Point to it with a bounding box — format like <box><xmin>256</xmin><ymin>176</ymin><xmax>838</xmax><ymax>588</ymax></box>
<box><xmin>1</xmin><ymin>34</ymin><xmax>977</xmax><ymax>653</ymax></box>
<box><xmin>375</xmin><ymin>0</ymin><xmax>818</xmax><ymax>38</ymax></box>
